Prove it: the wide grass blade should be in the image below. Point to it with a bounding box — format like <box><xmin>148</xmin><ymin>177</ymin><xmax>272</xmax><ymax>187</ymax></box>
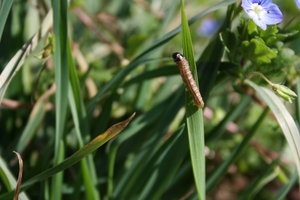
<box><xmin>0</xmin><ymin>114</ymin><xmax>135</xmax><ymax>200</ymax></box>
<box><xmin>246</xmin><ymin>80</ymin><xmax>300</xmax><ymax>180</ymax></box>
<box><xmin>275</xmin><ymin>81</ymin><xmax>300</xmax><ymax>199</ymax></box>
<box><xmin>0</xmin><ymin>11</ymin><xmax>52</xmax><ymax>103</ymax></box>
<box><xmin>181</xmin><ymin>0</ymin><xmax>205</xmax><ymax>199</ymax></box>
<box><xmin>67</xmin><ymin>40</ymin><xmax>100</xmax><ymax>200</ymax></box>
<box><xmin>0</xmin><ymin>0</ymin><xmax>13</xmax><ymax>42</ymax></box>
<box><xmin>51</xmin><ymin>0</ymin><xmax>69</xmax><ymax>199</ymax></box>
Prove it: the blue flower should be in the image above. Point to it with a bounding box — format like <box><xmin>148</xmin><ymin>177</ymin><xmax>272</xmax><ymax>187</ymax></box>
<box><xmin>294</xmin><ymin>0</ymin><xmax>300</xmax><ymax>8</ymax></box>
<box><xmin>241</xmin><ymin>0</ymin><xmax>283</xmax><ymax>30</ymax></box>
<box><xmin>197</xmin><ymin>18</ymin><xmax>220</xmax><ymax>37</ymax></box>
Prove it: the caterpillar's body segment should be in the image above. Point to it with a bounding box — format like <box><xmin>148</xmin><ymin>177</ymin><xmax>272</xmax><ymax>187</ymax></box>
<box><xmin>172</xmin><ymin>52</ymin><xmax>204</xmax><ymax>109</ymax></box>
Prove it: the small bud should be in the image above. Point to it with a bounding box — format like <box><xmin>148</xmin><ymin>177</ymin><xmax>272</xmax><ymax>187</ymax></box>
<box><xmin>272</xmin><ymin>84</ymin><xmax>297</xmax><ymax>103</ymax></box>
<box><xmin>36</xmin><ymin>34</ymin><xmax>54</xmax><ymax>59</ymax></box>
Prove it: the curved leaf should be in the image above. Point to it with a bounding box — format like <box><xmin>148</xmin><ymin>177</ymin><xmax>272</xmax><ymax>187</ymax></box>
<box><xmin>246</xmin><ymin>80</ymin><xmax>300</xmax><ymax>179</ymax></box>
<box><xmin>0</xmin><ymin>113</ymin><xmax>136</xmax><ymax>200</ymax></box>
<box><xmin>0</xmin><ymin>11</ymin><xmax>52</xmax><ymax>103</ymax></box>
<box><xmin>0</xmin><ymin>0</ymin><xmax>13</xmax><ymax>42</ymax></box>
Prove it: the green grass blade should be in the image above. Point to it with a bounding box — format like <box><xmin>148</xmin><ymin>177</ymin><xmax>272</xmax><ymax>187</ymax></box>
<box><xmin>139</xmin><ymin>127</ymin><xmax>188</xmax><ymax>200</ymax></box>
<box><xmin>134</xmin><ymin>0</ymin><xmax>179</xmax><ymax>111</ymax></box>
<box><xmin>296</xmin><ymin>80</ymin><xmax>300</xmax><ymax>122</ymax></box>
<box><xmin>206</xmin><ymin>108</ymin><xmax>269</xmax><ymax>192</ymax></box>
<box><xmin>0</xmin><ymin>11</ymin><xmax>52</xmax><ymax>103</ymax></box>
<box><xmin>181</xmin><ymin>0</ymin><xmax>205</xmax><ymax>199</ymax></box>
<box><xmin>115</xmin><ymin>91</ymin><xmax>182</xmax><ymax>144</ymax></box>
<box><xmin>107</xmin><ymin>143</ymin><xmax>119</xmax><ymax>199</ymax></box>
<box><xmin>117</xmin><ymin>126</ymin><xmax>187</xmax><ymax>200</ymax></box>
<box><xmin>111</xmin><ymin>94</ymin><xmax>183</xmax><ymax>198</ymax></box>
<box><xmin>206</xmin><ymin>96</ymin><xmax>251</xmax><ymax>142</ymax></box>
<box><xmin>275</xmin><ymin>170</ymin><xmax>298</xmax><ymax>200</ymax></box>
<box><xmin>51</xmin><ymin>0</ymin><xmax>69</xmax><ymax>199</ymax></box>
<box><xmin>0</xmin><ymin>156</ymin><xmax>29</xmax><ymax>200</ymax></box>
<box><xmin>51</xmin><ymin>142</ymin><xmax>64</xmax><ymax>200</ymax></box>
<box><xmin>114</xmin><ymin>91</ymin><xmax>184</xmax><ymax>198</ymax></box>
<box><xmin>238</xmin><ymin>160</ymin><xmax>280</xmax><ymax>200</ymax></box>
<box><xmin>16</xmin><ymin>102</ymin><xmax>45</xmax><ymax>153</ymax></box>
<box><xmin>51</xmin><ymin>0</ymin><xmax>69</xmax><ymax>161</ymax></box>
<box><xmin>12</xmin><ymin>114</ymin><xmax>135</xmax><ymax>190</ymax></box>
<box><xmin>197</xmin><ymin>4</ymin><xmax>235</xmax><ymax>101</ymax></box>
<box><xmin>246</xmin><ymin>80</ymin><xmax>300</xmax><ymax>180</ymax></box>
<box><xmin>67</xmin><ymin>40</ymin><xmax>100</xmax><ymax>200</ymax></box>
<box><xmin>123</xmin><ymin>65</ymin><xmax>177</xmax><ymax>87</ymax></box>
<box><xmin>274</xmin><ymin>80</ymin><xmax>300</xmax><ymax>200</ymax></box>
<box><xmin>0</xmin><ymin>0</ymin><xmax>13</xmax><ymax>42</ymax></box>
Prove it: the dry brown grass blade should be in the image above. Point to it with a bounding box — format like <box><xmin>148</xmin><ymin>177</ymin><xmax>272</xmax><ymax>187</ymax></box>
<box><xmin>13</xmin><ymin>151</ymin><xmax>23</xmax><ymax>200</ymax></box>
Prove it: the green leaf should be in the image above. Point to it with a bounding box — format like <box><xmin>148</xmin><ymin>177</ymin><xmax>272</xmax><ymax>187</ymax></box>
<box><xmin>220</xmin><ymin>29</ymin><xmax>237</xmax><ymax>58</ymax></box>
<box><xmin>67</xmin><ymin>40</ymin><xmax>100</xmax><ymax>200</ymax></box>
<box><xmin>296</xmin><ymin>80</ymin><xmax>300</xmax><ymax>122</ymax></box>
<box><xmin>197</xmin><ymin>4</ymin><xmax>235</xmax><ymax>101</ymax></box>
<box><xmin>138</xmin><ymin>127</ymin><xmax>188</xmax><ymax>200</ymax></box>
<box><xmin>242</xmin><ymin>38</ymin><xmax>277</xmax><ymax>64</ymax></box>
<box><xmin>24</xmin><ymin>114</ymin><xmax>134</xmax><ymax>189</ymax></box>
<box><xmin>238</xmin><ymin>160</ymin><xmax>280</xmax><ymax>200</ymax></box>
<box><xmin>123</xmin><ymin>65</ymin><xmax>178</xmax><ymax>87</ymax></box>
<box><xmin>0</xmin><ymin>0</ymin><xmax>13</xmax><ymax>42</ymax></box>
<box><xmin>247</xmin><ymin>20</ymin><xmax>258</xmax><ymax>35</ymax></box>
<box><xmin>16</xmin><ymin>101</ymin><xmax>46</xmax><ymax>153</ymax></box>
<box><xmin>275</xmin><ymin>170</ymin><xmax>298</xmax><ymax>200</ymax></box>
<box><xmin>181</xmin><ymin>1</ymin><xmax>205</xmax><ymax>200</ymax></box>
<box><xmin>0</xmin><ymin>11</ymin><xmax>52</xmax><ymax>103</ymax></box>
<box><xmin>113</xmin><ymin>90</ymin><xmax>184</xmax><ymax>199</ymax></box>
<box><xmin>246</xmin><ymin>80</ymin><xmax>300</xmax><ymax>180</ymax></box>
<box><xmin>51</xmin><ymin>0</ymin><xmax>69</xmax><ymax>199</ymax></box>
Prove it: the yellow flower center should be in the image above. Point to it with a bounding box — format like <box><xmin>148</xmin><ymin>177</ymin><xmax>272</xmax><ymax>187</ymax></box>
<box><xmin>252</xmin><ymin>3</ymin><xmax>265</xmax><ymax>18</ymax></box>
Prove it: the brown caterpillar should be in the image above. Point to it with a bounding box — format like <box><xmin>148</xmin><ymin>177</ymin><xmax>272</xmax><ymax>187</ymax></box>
<box><xmin>172</xmin><ymin>52</ymin><xmax>204</xmax><ymax>108</ymax></box>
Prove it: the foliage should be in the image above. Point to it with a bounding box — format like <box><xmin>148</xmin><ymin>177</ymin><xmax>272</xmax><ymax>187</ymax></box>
<box><xmin>0</xmin><ymin>0</ymin><xmax>299</xmax><ymax>199</ymax></box>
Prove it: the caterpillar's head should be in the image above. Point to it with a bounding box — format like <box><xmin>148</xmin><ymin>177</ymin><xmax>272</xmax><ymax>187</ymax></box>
<box><xmin>172</xmin><ymin>52</ymin><xmax>184</xmax><ymax>62</ymax></box>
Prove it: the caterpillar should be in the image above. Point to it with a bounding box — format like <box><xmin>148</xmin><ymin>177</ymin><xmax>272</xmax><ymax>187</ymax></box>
<box><xmin>172</xmin><ymin>52</ymin><xmax>204</xmax><ymax>109</ymax></box>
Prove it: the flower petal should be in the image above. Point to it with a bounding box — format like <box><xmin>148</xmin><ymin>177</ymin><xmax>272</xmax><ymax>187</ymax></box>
<box><xmin>295</xmin><ymin>0</ymin><xmax>300</xmax><ymax>9</ymax></box>
<box><xmin>252</xmin><ymin>17</ymin><xmax>267</xmax><ymax>30</ymax></box>
<box><xmin>260</xmin><ymin>4</ymin><xmax>283</xmax><ymax>25</ymax></box>
<box><xmin>259</xmin><ymin>0</ymin><xmax>272</xmax><ymax>6</ymax></box>
<box><xmin>242</xmin><ymin>0</ymin><xmax>254</xmax><ymax>10</ymax></box>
